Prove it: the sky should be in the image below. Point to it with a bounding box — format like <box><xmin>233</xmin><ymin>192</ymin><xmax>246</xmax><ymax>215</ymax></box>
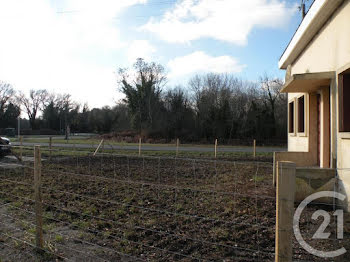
<box><xmin>0</xmin><ymin>0</ymin><xmax>312</xmax><ymax>109</ymax></box>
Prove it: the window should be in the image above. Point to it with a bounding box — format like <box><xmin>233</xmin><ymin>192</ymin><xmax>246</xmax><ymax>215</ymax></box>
<box><xmin>340</xmin><ymin>74</ymin><xmax>350</xmax><ymax>132</ymax></box>
<box><xmin>298</xmin><ymin>96</ymin><xmax>305</xmax><ymax>133</ymax></box>
<box><xmin>289</xmin><ymin>101</ymin><xmax>294</xmax><ymax>133</ymax></box>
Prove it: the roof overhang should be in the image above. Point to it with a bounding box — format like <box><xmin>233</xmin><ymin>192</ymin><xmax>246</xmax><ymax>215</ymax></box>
<box><xmin>279</xmin><ymin>0</ymin><xmax>344</xmax><ymax>69</ymax></box>
<box><xmin>281</xmin><ymin>71</ymin><xmax>335</xmax><ymax>93</ymax></box>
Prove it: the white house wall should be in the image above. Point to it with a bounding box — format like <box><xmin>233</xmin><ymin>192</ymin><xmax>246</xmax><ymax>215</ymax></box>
<box><xmin>291</xmin><ymin>1</ymin><xmax>350</xmax><ymax>75</ymax></box>
<box><xmin>287</xmin><ymin>0</ymin><xmax>350</xmax><ymax>209</ymax></box>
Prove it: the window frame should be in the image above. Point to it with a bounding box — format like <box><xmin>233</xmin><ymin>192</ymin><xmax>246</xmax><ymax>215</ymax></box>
<box><xmin>288</xmin><ymin>99</ymin><xmax>296</xmax><ymax>135</ymax></box>
<box><xmin>297</xmin><ymin>95</ymin><xmax>307</xmax><ymax>136</ymax></box>
<box><xmin>339</xmin><ymin>73</ymin><xmax>350</xmax><ymax>132</ymax></box>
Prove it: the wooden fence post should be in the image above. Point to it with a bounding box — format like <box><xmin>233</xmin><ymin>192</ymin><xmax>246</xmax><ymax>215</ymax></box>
<box><xmin>19</xmin><ymin>136</ymin><xmax>23</xmax><ymax>161</ymax></box>
<box><xmin>214</xmin><ymin>139</ymin><xmax>218</xmax><ymax>158</ymax></box>
<box><xmin>275</xmin><ymin>161</ymin><xmax>296</xmax><ymax>262</ymax></box>
<box><xmin>34</xmin><ymin>146</ymin><xmax>43</xmax><ymax>250</ymax></box>
<box><xmin>176</xmin><ymin>138</ymin><xmax>179</xmax><ymax>157</ymax></box>
<box><xmin>273</xmin><ymin>152</ymin><xmax>276</xmax><ymax>186</ymax></box>
<box><xmin>253</xmin><ymin>139</ymin><xmax>256</xmax><ymax>158</ymax></box>
<box><xmin>49</xmin><ymin>137</ymin><xmax>52</xmax><ymax>161</ymax></box>
<box><xmin>138</xmin><ymin>137</ymin><xmax>142</xmax><ymax>156</ymax></box>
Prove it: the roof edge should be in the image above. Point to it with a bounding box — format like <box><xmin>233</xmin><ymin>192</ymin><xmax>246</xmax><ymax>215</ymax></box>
<box><xmin>279</xmin><ymin>0</ymin><xmax>343</xmax><ymax>70</ymax></box>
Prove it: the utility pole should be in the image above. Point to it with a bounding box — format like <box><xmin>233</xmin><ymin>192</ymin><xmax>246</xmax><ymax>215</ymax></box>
<box><xmin>300</xmin><ymin>0</ymin><xmax>306</xmax><ymax>19</ymax></box>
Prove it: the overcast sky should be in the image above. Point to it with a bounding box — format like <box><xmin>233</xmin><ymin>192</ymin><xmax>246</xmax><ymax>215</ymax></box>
<box><xmin>0</xmin><ymin>0</ymin><xmax>307</xmax><ymax>108</ymax></box>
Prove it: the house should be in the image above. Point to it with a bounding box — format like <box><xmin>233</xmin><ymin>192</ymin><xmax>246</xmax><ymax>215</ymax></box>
<box><xmin>275</xmin><ymin>0</ymin><xmax>350</xmax><ymax>209</ymax></box>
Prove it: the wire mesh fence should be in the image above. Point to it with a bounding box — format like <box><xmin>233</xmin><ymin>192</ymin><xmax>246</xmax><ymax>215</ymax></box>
<box><xmin>9</xmin><ymin>136</ymin><xmax>280</xmax><ymax>162</ymax></box>
<box><xmin>0</xmin><ymin>145</ymin><xmax>276</xmax><ymax>261</ymax></box>
<box><xmin>10</xmin><ymin>135</ymin><xmax>287</xmax><ymax>147</ymax></box>
<box><xmin>1</xmin><ymin>145</ymin><xmax>349</xmax><ymax>261</ymax></box>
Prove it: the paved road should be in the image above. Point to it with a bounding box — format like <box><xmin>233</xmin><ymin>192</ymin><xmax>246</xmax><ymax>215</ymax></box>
<box><xmin>0</xmin><ymin>155</ymin><xmax>25</xmax><ymax>168</ymax></box>
<box><xmin>13</xmin><ymin>142</ymin><xmax>286</xmax><ymax>153</ymax></box>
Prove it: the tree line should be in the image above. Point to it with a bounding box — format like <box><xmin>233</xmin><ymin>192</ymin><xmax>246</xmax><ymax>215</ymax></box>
<box><xmin>0</xmin><ymin>58</ymin><xmax>287</xmax><ymax>143</ymax></box>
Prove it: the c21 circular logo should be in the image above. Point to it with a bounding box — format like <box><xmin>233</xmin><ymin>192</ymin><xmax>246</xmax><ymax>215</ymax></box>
<box><xmin>293</xmin><ymin>191</ymin><xmax>347</xmax><ymax>258</ymax></box>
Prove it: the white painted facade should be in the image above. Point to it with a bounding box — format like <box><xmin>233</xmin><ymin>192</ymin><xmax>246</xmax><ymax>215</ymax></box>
<box><xmin>279</xmin><ymin>0</ymin><xmax>350</xmax><ymax>209</ymax></box>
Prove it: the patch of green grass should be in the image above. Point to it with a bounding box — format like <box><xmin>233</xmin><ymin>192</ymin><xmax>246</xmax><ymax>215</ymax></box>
<box><xmin>43</xmin><ymin>212</ymin><xmax>55</xmax><ymax>223</ymax></box>
<box><xmin>123</xmin><ymin>195</ymin><xmax>135</xmax><ymax>204</ymax></box>
<box><xmin>83</xmin><ymin>206</ymin><xmax>97</xmax><ymax>216</ymax></box>
<box><xmin>115</xmin><ymin>208</ymin><xmax>126</xmax><ymax>218</ymax></box>
<box><xmin>175</xmin><ymin>203</ymin><xmax>183</xmax><ymax>212</ymax></box>
<box><xmin>13</xmin><ymin>239</ymin><xmax>20</xmax><ymax>248</ymax></box>
<box><xmin>54</xmin><ymin>235</ymin><xmax>64</xmax><ymax>243</ymax></box>
<box><xmin>12</xmin><ymin>201</ymin><xmax>23</xmax><ymax>208</ymax></box>
<box><xmin>253</xmin><ymin>175</ymin><xmax>266</xmax><ymax>182</ymax></box>
<box><xmin>223</xmin><ymin>206</ymin><xmax>233</xmax><ymax>215</ymax></box>
<box><xmin>102</xmin><ymin>230</ymin><xmax>112</xmax><ymax>239</ymax></box>
<box><xmin>144</xmin><ymin>218</ymin><xmax>156</xmax><ymax>226</ymax></box>
<box><xmin>13</xmin><ymin>137</ymin><xmax>275</xmax><ymax>161</ymax></box>
<box><xmin>72</xmin><ymin>220</ymin><xmax>90</xmax><ymax>230</ymax></box>
<box><xmin>43</xmin><ymin>223</ymin><xmax>56</xmax><ymax>233</ymax></box>
<box><xmin>27</xmin><ymin>227</ymin><xmax>36</xmax><ymax>236</ymax></box>
<box><xmin>209</xmin><ymin>227</ymin><xmax>230</xmax><ymax>240</ymax></box>
<box><xmin>14</xmin><ymin>143</ymin><xmax>273</xmax><ymax>163</ymax></box>
<box><xmin>16</xmin><ymin>220</ymin><xmax>30</xmax><ymax>230</ymax></box>
<box><xmin>124</xmin><ymin>229</ymin><xmax>137</xmax><ymax>240</ymax></box>
<box><xmin>78</xmin><ymin>232</ymin><xmax>94</xmax><ymax>242</ymax></box>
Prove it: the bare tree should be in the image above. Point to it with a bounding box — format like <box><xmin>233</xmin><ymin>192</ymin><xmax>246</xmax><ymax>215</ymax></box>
<box><xmin>57</xmin><ymin>94</ymin><xmax>76</xmax><ymax>139</ymax></box>
<box><xmin>17</xmin><ymin>89</ymin><xmax>48</xmax><ymax>129</ymax></box>
<box><xmin>260</xmin><ymin>75</ymin><xmax>284</xmax><ymax>114</ymax></box>
<box><xmin>41</xmin><ymin>93</ymin><xmax>77</xmax><ymax>134</ymax></box>
<box><xmin>0</xmin><ymin>81</ymin><xmax>15</xmax><ymax>118</ymax></box>
<box><xmin>259</xmin><ymin>74</ymin><xmax>284</xmax><ymax>137</ymax></box>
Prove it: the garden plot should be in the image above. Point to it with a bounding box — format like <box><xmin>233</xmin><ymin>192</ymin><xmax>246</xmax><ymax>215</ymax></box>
<box><xmin>0</xmin><ymin>154</ymin><xmax>276</xmax><ymax>261</ymax></box>
<box><xmin>3</xmin><ymin>154</ymin><xmax>347</xmax><ymax>261</ymax></box>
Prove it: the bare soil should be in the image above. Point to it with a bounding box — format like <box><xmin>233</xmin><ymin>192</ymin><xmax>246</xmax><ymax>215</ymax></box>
<box><xmin>0</xmin><ymin>154</ymin><xmax>349</xmax><ymax>261</ymax></box>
